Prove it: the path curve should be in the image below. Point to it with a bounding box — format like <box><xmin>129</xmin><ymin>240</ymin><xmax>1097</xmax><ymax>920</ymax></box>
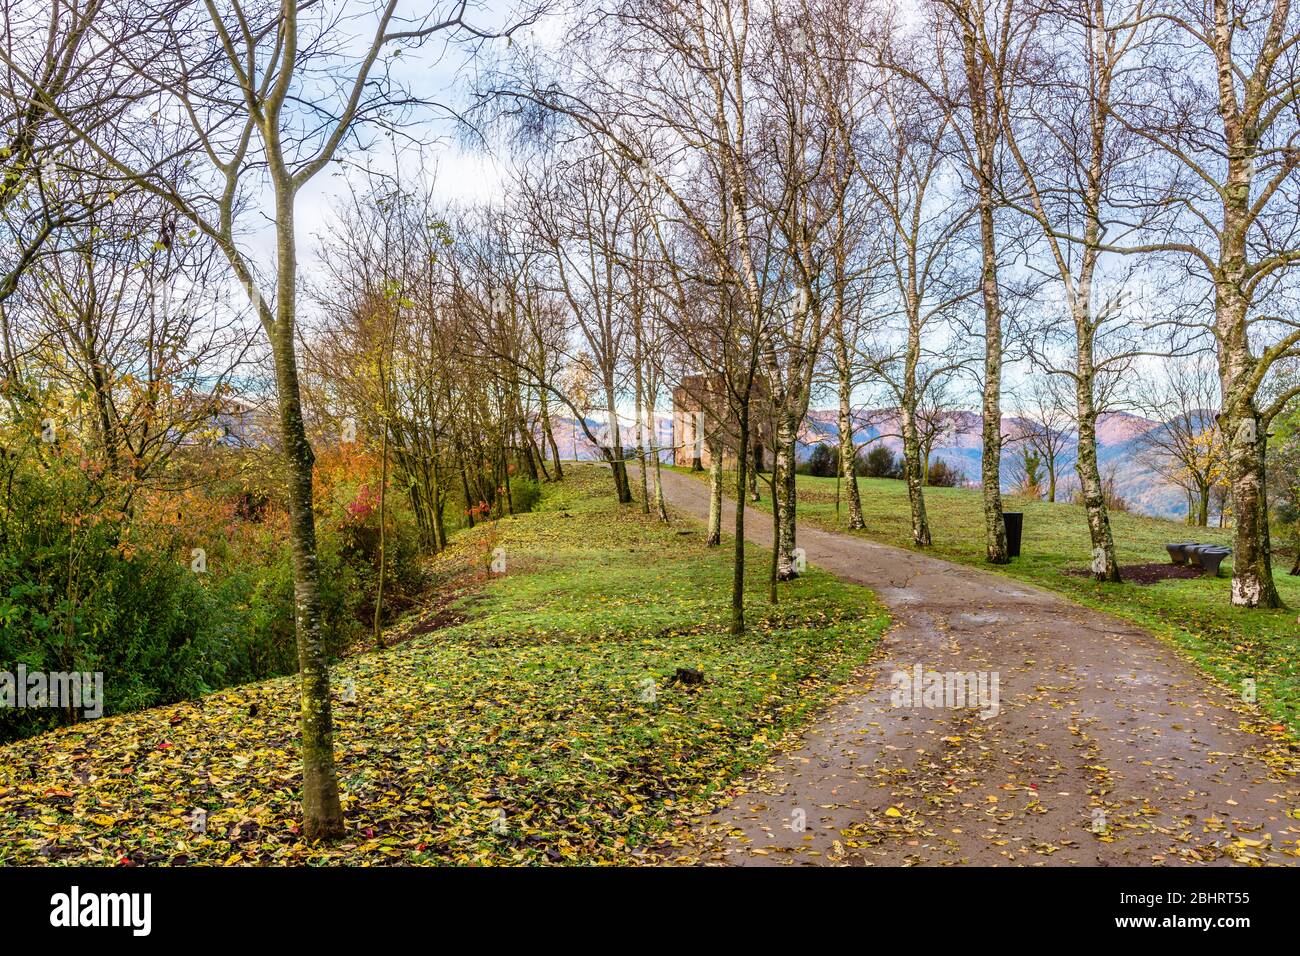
<box><xmin>657</xmin><ymin>469</ymin><xmax>1299</xmax><ymax>866</ymax></box>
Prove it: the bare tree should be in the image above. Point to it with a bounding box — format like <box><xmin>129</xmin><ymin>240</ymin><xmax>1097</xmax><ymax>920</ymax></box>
<box><xmin>520</xmin><ymin>153</ymin><xmax>636</xmax><ymax>503</ymax></box>
<box><xmin>1136</xmin><ymin>355</ymin><xmax>1226</xmax><ymax>527</ymax></box>
<box><xmin>859</xmin><ymin>71</ymin><xmax>976</xmax><ymax>547</ymax></box>
<box><xmin>1013</xmin><ymin>373</ymin><xmax>1073</xmax><ymax>503</ymax></box>
<box><xmin>1117</xmin><ymin>0</ymin><xmax>1300</xmax><ymax>606</ymax></box>
<box><xmin>0</xmin><ymin>0</ymin><xmax>145</xmax><ymax>398</ymax></box>
<box><xmin>21</xmin><ymin>180</ymin><xmax>251</xmax><ymax>496</ymax></box>
<box><xmin>9</xmin><ymin>0</ymin><xmax>535</xmax><ymax>838</ymax></box>
<box><xmin>915</xmin><ymin>369</ymin><xmax>964</xmax><ymax>485</ymax></box>
<box><xmin>508</xmin><ymin>0</ymin><xmax>779</xmax><ymax>633</ymax></box>
<box><xmin>756</xmin><ymin>4</ymin><xmax>861</xmax><ymax>579</ymax></box>
<box><xmin>927</xmin><ymin>0</ymin><xmax>1022</xmax><ymax>563</ymax></box>
<box><xmin>996</xmin><ymin>0</ymin><xmax>1163</xmax><ymax>580</ymax></box>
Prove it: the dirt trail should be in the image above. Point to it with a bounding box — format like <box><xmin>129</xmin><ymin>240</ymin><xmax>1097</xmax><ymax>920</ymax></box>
<box><xmin>657</xmin><ymin>469</ymin><xmax>1300</xmax><ymax>866</ymax></box>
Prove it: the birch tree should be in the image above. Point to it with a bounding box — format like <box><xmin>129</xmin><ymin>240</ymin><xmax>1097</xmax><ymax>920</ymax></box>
<box><xmin>756</xmin><ymin>5</ymin><xmax>859</xmax><ymax>578</ymax></box>
<box><xmin>926</xmin><ymin>0</ymin><xmax>1020</xmax><ymax>562</ymax></box>
<box><xmin>859</xmin><ymin>77</ymin><xmax>976</xmax><ymax>546</ymax></box>
<box><xmin>1117</xmin><ymin>0</ymin><xmax>1300</xmax><ymax>606</ymax></box>
<box><xmin>997</xmin><ymin>0</ymin><xmax>1160</xmax><ymax>581</ymax></box>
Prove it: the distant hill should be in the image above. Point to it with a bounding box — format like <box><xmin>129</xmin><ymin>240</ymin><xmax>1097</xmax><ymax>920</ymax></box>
<box><xmin>546</xmin><ymin>407</ymin><xmax>1190</xmax><ymax>519</ymax></box>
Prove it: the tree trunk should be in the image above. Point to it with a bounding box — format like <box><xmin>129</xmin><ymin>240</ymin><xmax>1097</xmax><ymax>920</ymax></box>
<box><xmin>502</xmin><ymin>441</ymin><xmax>515</xmax><ymax>515</ymax></box>
<box><xmin>774</xmin><ymin>414</ymin><xmax>799</xmax><ymax>579</ymax></box>
<box><xmin>517</xmin><ymin>401</ymin><xmax>540</xmax><ymax>484</ymax></box>
<box><xmin>1074</xmin><ymin>320</ymin><xmax>1120</xmax><ymax>582</ymax></box>
<box><xmin>429</xmin><ymin>444</ymin><xmax>445</xmax><ymax>551</ymax></box>
<box><xmin>1075</xmin><ymin>393</ymin><xmax>1120</xmax><ymax>583</ymax></box>
<box><xmin>690</xmin><ymin>409</ymin><xmax>703</xmax><ymax>471</ymax></box>
<box><xmin>533</xmin><ymin>435</ymin><xmax>552</xmax><ymax>482</ymax></box>
<box><xmin>520</xmin><ymin>415</ymin><xmax>543</xmax><ymax>483</ymax></box>
<box><xmin>978</xmin><ymin>193</ymin><xmax>1008</xmax><ymax>564</ymax></box>
<box><xmin>1219</xmin><ymin>249</ymin><xmax>1282</xmax><ymax>606</ymax></box>
<box><xmin>964</xmin><ymin>33</ymin><xmax>1008</xmax><ymax>564</ymax></box>
<box><xmin>459</xmin><ymin>457</ymin><xmax>475</xmax><ymax>528</ymax></box>
<box><xmin>901</xmin><ymin>399</ymin><xmax>932</xmax><ymax>547</ymax></box>
<box><xmin>433</xmin><ymin>465</ymin><xmax>447</xmax><ymax>548</ymax></box>
<box><xmin>602</xmin><ymin>384</ymin><xmax>633</xmax><ymax>504</ymax></box>
<box><xmin>633</xmin><ymin>407</ymin><xmax>650</xmax><ymax>515</ymax></box>
<box><xmin>540</xmin><ymin>391</ymin><xmax>563</xmax><ymax>480</ymax></box>
<box><xmin>731</xmin><ymin>401</ymin><xmax>749</xmax><ymax>637</ymax></box>
<box><xmin>271</xmin><ymin>191</ymin><xmax>344</xmax><ymax>841</ymax></box>
<box><xmin>647</xmin><ymin>396</ymin><xmax>669</xmax><ymax>522</ymax></box>
<box><xmin>837</xmin><ymin>373</ymin><xmax>865</xmax><ymax>530</ymax></box>
<box><xmin>606</xmin><ymin>448</ymin><xmax>632</xmax><ymax>502</ymax></box>
<box><xmin>706</xmin><ymin>436</ymin><xmax>723</xmax><ymax>546</ymax></box>
<box><xmin>769</xmin><ymin>470</ymin><xmax>780</xmax><ymax>603</ymax></box>
<box><xmin>632</xmin><ymin>359</ymin><xmax>650</xmax><ymax>514</ymax></box>
<box><xmin>1225</xmin><ymin>396</ymin><xmax>1280</xmax><ymax>607</ymax></box>
<box><xmin>373</xmin><ymin>408</ymin><xmax>389</xmax><ymax>648</ymax></box>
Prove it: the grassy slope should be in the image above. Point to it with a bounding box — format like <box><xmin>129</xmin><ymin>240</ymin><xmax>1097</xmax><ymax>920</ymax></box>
<box><xmin>685</xmin><ymin>466</ymin><xmax>1300</xmax><ymax>735</ymax></box>
<box><xmin>0</xmin><ymin>466</ymin><xmax>887</xmax><ymax>865</ymax></box>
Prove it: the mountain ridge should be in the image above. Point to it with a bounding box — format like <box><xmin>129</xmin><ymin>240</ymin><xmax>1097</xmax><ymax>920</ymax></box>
<box><xmin>547</xmin><ymin>407</ymin><xmax>1193</xmax><ymax>519</ymax></box>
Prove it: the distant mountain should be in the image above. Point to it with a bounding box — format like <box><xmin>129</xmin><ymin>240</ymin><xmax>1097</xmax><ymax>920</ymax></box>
<box><xmin>794</xmin><ymin>407</ymin><xmax>1183</xmax><ymax>518</ymax></box>
<box><xmin>545</xmin><ymin>406</ymin><xmax>1189</xmax><ymax>519</ymax></box>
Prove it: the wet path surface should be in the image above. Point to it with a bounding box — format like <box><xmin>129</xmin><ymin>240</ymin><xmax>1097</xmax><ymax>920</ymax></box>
<box><xmin>658</xmin><ymin>469</ymin><xmax>1300</xmax><ymax>866</ymax></box>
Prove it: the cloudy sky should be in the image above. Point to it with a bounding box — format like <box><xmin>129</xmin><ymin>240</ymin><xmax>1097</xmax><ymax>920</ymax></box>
<box><xmin>276</xmin><ymin>1</ymin><xmax>541</xmax><ymax>277</ymax></box>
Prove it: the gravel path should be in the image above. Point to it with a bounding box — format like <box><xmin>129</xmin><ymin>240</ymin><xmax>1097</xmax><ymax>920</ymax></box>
<box><xmin>658</xmin><ymin>469</ymin><xmax>1300</xmax><ymax>866</ymax></box>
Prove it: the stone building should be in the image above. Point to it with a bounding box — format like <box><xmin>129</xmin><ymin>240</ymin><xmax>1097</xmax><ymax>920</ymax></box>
<box><xmin>671</xmin><ymin>374</ymin><xmax>769</xmax><ymax>470</ymax></box>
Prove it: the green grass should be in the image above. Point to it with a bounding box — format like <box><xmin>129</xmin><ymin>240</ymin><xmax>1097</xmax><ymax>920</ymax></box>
<box><xmin>0</xmin><ymin>465</ymin><xmax>887</xmax><ymax>865</ymax></box>
<box><xmin>676</xmin><ymin>466</ymin><xmax>1300</xmax><ymax>737</ymax></box>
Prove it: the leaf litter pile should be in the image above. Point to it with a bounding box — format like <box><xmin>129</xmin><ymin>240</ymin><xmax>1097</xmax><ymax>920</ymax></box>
<box><xmin>0</xmin><ymin>468</ymin><xmax>888</xmax><ymax>865</ymax></box>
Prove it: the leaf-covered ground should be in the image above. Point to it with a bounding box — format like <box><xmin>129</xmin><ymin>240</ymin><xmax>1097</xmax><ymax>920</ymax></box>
<box><xmin>0</xmin><ymin>467</ymin><xmax>888</xmax><ymax>865</ymax></box>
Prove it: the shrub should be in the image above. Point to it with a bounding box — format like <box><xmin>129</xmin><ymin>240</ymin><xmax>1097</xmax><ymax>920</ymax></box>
<box><xmin>927</xmin><ymin>458</ymin><xmax>966</xmax><ymax>487</ymax></box>
<box><xmin>0</xmin><ymin>442</ymin><xmax>430</xmax><ymax>742</ymax></box>
<box><xmin>0</xmin><ymin>458</ymin><xmax>234</xmax><ymax>741</ymax></box>
<box><xmin>860</xmin><ymin>446</ymin><xmax>902</xmax><ymax>479</ymax></box>
<box><xmin>806</xmin><ymin>443</ymin><xmax>839</xmax><ymax>478</ymax></box>
<box><xmin>508</xmin><ymin>476</ymin><xmax>542</xmax><ymax>515</ymax></box>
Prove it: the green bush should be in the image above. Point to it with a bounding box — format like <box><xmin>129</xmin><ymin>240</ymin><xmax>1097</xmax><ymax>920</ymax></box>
<box><xmin>861</xmin><ymin>445</ymin><xmax>902</xmax><ymax>479</ymax></box>
<box><xmin>0</xmin><ymin>460</ymin><xmax>234</xmax><ymax>741</ymax></box>
<box><xmin>799</xmin><ymin>443</ymin><xmax>839</xmax><ymax>478</ymax></box>
<box><xmin>508</xmin><ymin>476</ymin><xmax>542</xmax><ymax>515</ymax></box>
<box><xmin>0</xmin><ymin>448</ymin><xmax>434</xmax><ymax>742</ymax></box>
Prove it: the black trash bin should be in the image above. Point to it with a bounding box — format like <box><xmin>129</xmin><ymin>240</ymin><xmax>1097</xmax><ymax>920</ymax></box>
<box><xmin>1003</xmin><ymin>511</ymin><xmax>1023</xmax><ymax>558</ymax></box>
